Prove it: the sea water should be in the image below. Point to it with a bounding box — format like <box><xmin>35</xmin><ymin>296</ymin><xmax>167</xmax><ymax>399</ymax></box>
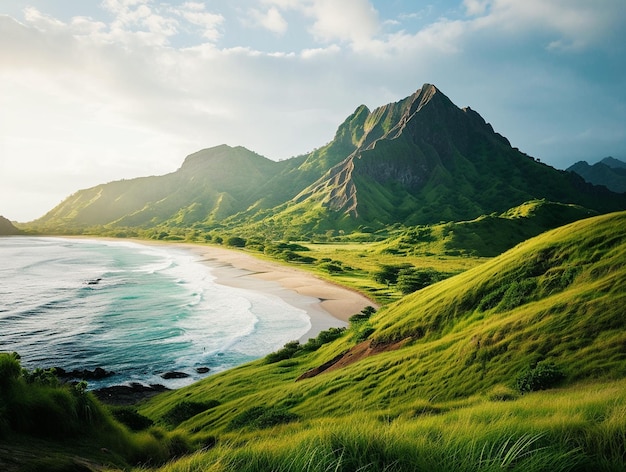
<box><xmin>0</xmin><ymin>237</ymin><xmax>311</xmax><ymax>388</ymax></box>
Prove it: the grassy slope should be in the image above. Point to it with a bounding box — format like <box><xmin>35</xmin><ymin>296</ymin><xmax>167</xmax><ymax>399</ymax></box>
<box><xmin>135</xmin><ymin>211</ymin><xmax>626</xmax><ymax>471</ymax></box>
<box><xmin>379</xmin><ymin>199</ymin><xmax>599</xmax><ymax>257</ymax></box>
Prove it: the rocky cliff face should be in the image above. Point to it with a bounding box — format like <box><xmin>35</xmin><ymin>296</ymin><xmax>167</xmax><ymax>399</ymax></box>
<box><xmin>285</xmin><ymin>84</ymin><xmax>625</xmax><ymax>226</ymax></box>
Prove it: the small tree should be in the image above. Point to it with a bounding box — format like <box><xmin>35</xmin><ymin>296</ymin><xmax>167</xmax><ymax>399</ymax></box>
<box><xmin>397</xmin><ymin>268</ymin><xmax>443</xmax><ymax>294</ymax></box>
<box><xmin>226</xmin><ymin>236</ymin><xmax>246</xmax><ymax>247</ymax></box>
<box><xmin>373</xmin><ymin>264</ymin><xmax>412</xmax><ymax>286</ymax></box>
<box><xmin>516</xmin><ymin>361</ymin><xmax>565</xmax><ymax>393</ymax></box>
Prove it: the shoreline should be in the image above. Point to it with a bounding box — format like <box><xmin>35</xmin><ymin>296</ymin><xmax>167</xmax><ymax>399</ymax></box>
<box><xmin>173</xmin><ymin>243</ymin><xmax>378</xmax><ymax>342</ymax></box>
<box><xmin>69</xmin><ymin>236</ymin><xmax>378</xmax><ymax>342</ymax></box>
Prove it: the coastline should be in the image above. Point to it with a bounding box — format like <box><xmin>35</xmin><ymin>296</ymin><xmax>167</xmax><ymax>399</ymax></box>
<box><xmin>176</xmin><ymin>243</ymin><xmax>378</xmax><ymax>341</ymax></box>
<box><xmin>81</xmin><ymin>237</ymin><xmax>378</xmax><ymax>342</ymax></box>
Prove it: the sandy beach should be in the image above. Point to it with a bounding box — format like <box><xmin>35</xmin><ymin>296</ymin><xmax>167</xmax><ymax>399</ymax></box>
<box><xmin>178</xmin><ymin>244</ymin><xmax>377</xmax><ymax>342</ymax></box>
<box><xmin>71</xmin><ymin>236</ymin><xmax>377</xmax><ymax>342</ymax></box>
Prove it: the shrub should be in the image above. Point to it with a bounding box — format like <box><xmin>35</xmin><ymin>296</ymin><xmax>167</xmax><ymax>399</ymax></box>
<box><xmin>396</xmin><ymin>268</ymin><xmax>443</xmax><ymax>294</ymax></box>
<box><xmin>227</xmin><ymin>406</ymin><xmax>298</xmax><ymax>431</ymax></box>
<box><xmin>354</xmin><ymin>325</ymin><xmax>376</xmax><ymax>343</ymax></box>
<box><xmin>111</xmin><ymin>406</ymin><xmax>154</xmax><ymax>431</ymax></box>
<box><xmin>0</xmin><ymin>352</ymin><xmax>22</xmax><ymax>387</ymax></box>
<box><xmin>23</xmin><ymin>367</ymin><xmax>60</xmax><ymax>387</ymax></box>
<box><xmin>373</xmin><ymin>264</ymin><xmax>412</xmax><ymax>285</ymax></box>
<box><xmin>349</xmin><ymin>306</ymin><xmax>376</xmax><ymax>325</ymax></box>
<box><xmin>265</xmin><ymin>341</ymin><xmax>301</xmax><ymax>364</ymax></box>
<box><xmin>226</xmin><ymin>236</ymin><xmax>246</xmax><ymax>247</ymax></box>
<box><xmin>163</xmin><ymin>400</ymin><xmax>221</xmax><ymax>427</ymax></box>
<box><xmin>487</xmin><ymin>385</ymin><xmax>519</xmax><ymax>402</ymax></box>
<box><xmin>319</xmin><ymin>262</ymin><xmax>343</xmax><ymax>273</ymax></box>
<box><xmin>516</xmin><ymin>361</ymin><xmax>565</xmax><ymax>393</ymax></box>
<box><xmin>302</xmin><ymin>327</ymin><xmax>346</xmax><ymax>352</ymax></box>
<box><xmin>498</xmin><ymin>278</ymin><xmax>538</xmax><ymax>311</ymax></box>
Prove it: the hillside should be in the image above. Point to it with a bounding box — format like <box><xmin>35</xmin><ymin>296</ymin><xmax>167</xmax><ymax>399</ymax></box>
<box><xmin>378</xmin><ymin>199</ymin><xmax>598</xmax><ymax>257</ymax></box>
<box><xmin>27</xmin><ymin>84</ymin><xmax>626</xmax><ymax>238</ymax></box>
<box><xmin>4</xmin><ymin>211</ymin><xmax>625</xmax><ymax>471</ymax></box>
<box><xmin>567</xmin><ymin>156</ymin><xmax>626</xmax><ymax>193</ymax></box>
<box><xmin>0</xmin><ymin>215</ymin><xmax>21</xmax><ymax>235</ymax></box>
<box><xmin>126</xmin><ymin>210</ymin><xmax>626</xmax><ymax>471</ymax></box>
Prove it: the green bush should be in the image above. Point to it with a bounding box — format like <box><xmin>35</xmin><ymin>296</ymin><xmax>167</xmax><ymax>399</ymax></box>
<box><xmin>265</xmin><ymin>341</ymin><xmax>301</xmax><ymax>364</ymax></box>
<box><xmin>0</xmin><ymin>352</ymin><xmax>22</xmax><ymax>387</ymax></box>
<box><xmin>163</xmin><ymin>400</ymin><xmax>221</xmax><ymax>427</ymax></box>
<box><xmin>111</xmin><ymin>406</ymin><xmax>154</xmax><ymax>431</ymax></box>
<box><xmin>319</xmin><ymin>262</ymin><xmax>343</xmax><ymax>273</ymax></box>
<box><xmin>516</xmin><ymin>361</ymin><xmax>565</xmax><ymax>393</ymax></box>
<box><xmin>354</xmin><ymin>325</ymin><xmax>376</xmax><ymax>343</ymax></box>
<box><xmin>396</xmin><ymin>268</ymin><xmax>444</xmax><ymax>294</ymax></box>
<box><xmin>227</xmin><ymin>406</ymin><xmax>298</xmax><ymax>431</ymax></box>
<box><xmin>302</xmin><ymin>327</ymin><xmax>346</xmax><ymax>352</ymax></box>
<box><xmin>226</xmin><ymin>236</ymin><xmax>246</xmax><ymax>247</ymax></box>
<box><xmin>349</xmin><ymin>306</ymin><xmax>376</xmax><ymax>325</ymax></box>
<box><xmin>373</xmin><ymin>264</ymin><xmax>412</xmax><ymax>285</ymax></box>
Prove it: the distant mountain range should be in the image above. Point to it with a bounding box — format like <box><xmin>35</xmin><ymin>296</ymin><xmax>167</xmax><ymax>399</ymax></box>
<box><xmin>567</xmin><ymin>157</ymin><xmax>626</xmax><ymax>193</ymax></box>
<box><xmin>30</xmin><ymin>84</ymin><xmax>626</xmax><ymax>237</ymax></box>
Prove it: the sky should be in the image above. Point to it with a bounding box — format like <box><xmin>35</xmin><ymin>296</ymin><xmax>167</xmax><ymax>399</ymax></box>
<box><xmin>1</xmin><ymin>1</ymin><xmax>625</xmax><ymax>222</ymax></box>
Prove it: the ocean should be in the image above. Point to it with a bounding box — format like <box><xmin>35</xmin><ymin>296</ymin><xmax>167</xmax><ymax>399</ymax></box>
<box><xmin>0</xmin><ymin>237</ymin><xmax>311</xmax><ymax>389</ymax></box>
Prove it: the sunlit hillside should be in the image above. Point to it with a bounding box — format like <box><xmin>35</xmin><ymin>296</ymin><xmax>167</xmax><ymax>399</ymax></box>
<box><xmin>128</xmin><ymin>210</ymin><xmax>626</xmax><ymax>471</ymax></box>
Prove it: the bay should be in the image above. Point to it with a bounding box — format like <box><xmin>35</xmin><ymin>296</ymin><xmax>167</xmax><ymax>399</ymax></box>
<box><xmin>0</xmin><ymin>237</ymin><xmax>310</xmax><ymax>388</ymax></box>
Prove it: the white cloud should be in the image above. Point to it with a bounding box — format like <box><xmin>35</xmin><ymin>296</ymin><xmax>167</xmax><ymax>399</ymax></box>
<box><xmin>248</xmin><ymin>7</ymin><xmax>288</xmax><ymax>35</ymax></box>
<box><xmin>306</xmin><ymin>0</ymin><xmax>380</xmax><ymax>48</ymax></box>
<box><xmin>463</xmin><ymin>0</ymin><xmax>489</xmax><ymax>16</ymax></box>
<box><xmin>173</xmin><ymin>3</ymin><xmax>224</xmax><ymax>41</ymax></box>
<box><xmin>464</xmin><ymin>0</ymin><xmax>624</xmax><ymax>51</ymax></box>
<box><xmin>23</xmin><ymin>6</ymin><xmax>65</xmax><ymax>30</ymax></box>
<box><xmin>0</xmin><ymin>0</ymin><xmax>625</xmax><ymax>221</ymax></box>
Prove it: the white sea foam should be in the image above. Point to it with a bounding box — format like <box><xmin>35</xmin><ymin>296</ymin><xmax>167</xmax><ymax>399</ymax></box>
<box><xmin>0</xmin><ymin>237</ymin><xmax>311</xmax><ymax>388</ymax></box>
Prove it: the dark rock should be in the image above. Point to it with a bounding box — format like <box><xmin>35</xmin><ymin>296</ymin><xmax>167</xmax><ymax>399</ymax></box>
<box><xmin>195</xmin><ymin>367</ymin><xmax>210</xmax><ymax>374</ymax></box>
<box><xmin>93</xmin><ymin>383</ymin><xmax>169</xmax><ymax>406</ymax></box>
<box><xmin>160</xmin><ymin>371</ymin><xmax>190</xmax><ymax>379</ymax></box>
<box><xmin>54</xmin><ymin>366</ymin><xmax>115</xmax><ymax>380</ymax></box>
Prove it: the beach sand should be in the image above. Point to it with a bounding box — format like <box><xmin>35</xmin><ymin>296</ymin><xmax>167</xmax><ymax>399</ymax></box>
<box><xmin>179</xmin><ymin>244</ymin><xmax>378</xmax><ymax>342</ymax></box>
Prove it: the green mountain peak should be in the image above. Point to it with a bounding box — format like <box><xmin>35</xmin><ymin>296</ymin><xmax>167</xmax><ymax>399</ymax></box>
<box><xmin>29</xmin><ymin>84</ymin><xmax>626</xmax><ymax>236</ymax></box>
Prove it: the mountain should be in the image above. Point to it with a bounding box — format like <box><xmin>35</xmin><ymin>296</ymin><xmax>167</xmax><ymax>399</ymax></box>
<box><xmin>268</xmin><ymin>85</ymin><xmax>624</xmax><ymax>233</ymax></box>
<box><xmin>0</xmin><ymin>215</ymin><xmax>21</xmax><ymax>235</ymax></box>
<box><xmin>567</xmin><ymin>156</ymin><xmax>626</xmax><ymax>193</ymax></box>
<box><xmin>30</xmin><ymin>84</ymin><xmax>626</xmax><ymax>236</ymax></box>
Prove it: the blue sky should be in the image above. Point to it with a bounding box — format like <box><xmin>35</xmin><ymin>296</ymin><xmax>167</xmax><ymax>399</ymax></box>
<box><xmin>1</xmin><ymin>0</ymin><xmax>625</xmax><ymax>221</ymax></box>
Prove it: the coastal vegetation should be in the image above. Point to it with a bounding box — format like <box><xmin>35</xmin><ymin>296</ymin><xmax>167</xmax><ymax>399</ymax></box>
<box><xmin>3</xmin><ymin>211</ymin><xmax>625</xmax><ymax>470</ymax></box>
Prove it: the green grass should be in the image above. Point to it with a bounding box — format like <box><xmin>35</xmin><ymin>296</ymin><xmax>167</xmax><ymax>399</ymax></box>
<box><xmin>0</xmin><ymin>353</ymin><xmax>196</xmax><ymax>470</ymax></box>
<box><xmin>143</xmin><ymin>380</ymin><xmax>626</xmax><ymax>472</ymax></box>
<box><xmin>9</xmin><ymin>211</ymin><xmax>626</xmax><ymax>471</ymax></box>
<box><xmin>130</xmin><ymin>211</ymin><xmax>626</xmax><ymax>471</ymax></box>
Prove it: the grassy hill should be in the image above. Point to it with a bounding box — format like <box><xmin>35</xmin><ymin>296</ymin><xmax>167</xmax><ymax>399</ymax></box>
<box><xmin>377</xmin><ymin>199</ymin><xmax>598</xmax><ymax>257</ymax></box>
<box><xmin>3</xmin><ymin>211</ymin><xmax>625</xmax><ymax>471</ymax></box>
<box><xmin>126</xmin><ymin>210</ymin><xmax>626</xmax><ymax>471</ymax></box>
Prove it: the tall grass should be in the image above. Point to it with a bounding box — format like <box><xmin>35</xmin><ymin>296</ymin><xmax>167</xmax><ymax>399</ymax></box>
<box><xmin>0</xmin><ymin>352</ymin><xmax>194</xmax><ymax>469</ymax></box>
<box><xmin>145</xmin><ymin>380</ymin><xmax>625</xmax><ymax>472</ymax></box>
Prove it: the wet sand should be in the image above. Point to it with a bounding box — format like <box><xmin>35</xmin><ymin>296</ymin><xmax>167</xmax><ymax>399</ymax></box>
<box><xmin>178</xmin><ymin>244</ymin><xmax>377</xmax><ymax>341</ymax></box>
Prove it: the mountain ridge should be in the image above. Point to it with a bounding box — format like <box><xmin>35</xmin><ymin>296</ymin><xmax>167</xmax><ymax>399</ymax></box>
<box><xmin>567</xmin><ymin>156</ymin><xmax>626</xmax><ymax>193</ymax></box>
<box><xmin>28</xmin><ymin>84</ymin><xmax>626</xmax><ymax>236</ymax></box>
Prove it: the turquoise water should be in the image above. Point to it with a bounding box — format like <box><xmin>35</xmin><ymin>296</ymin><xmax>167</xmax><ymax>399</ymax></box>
<box><xmin>0</xmin><ymin>237</ymin><xmax>310</xmax><ymax>388</ymax></box>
